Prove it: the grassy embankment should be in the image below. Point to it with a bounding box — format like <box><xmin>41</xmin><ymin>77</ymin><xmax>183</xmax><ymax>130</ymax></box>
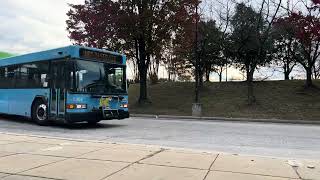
<box><xmin>0</xmin><ymin>52</ymin><xmax>14</xmax><ymax>59</ymax></box>
<box><xmin>129</xmin><ymin>80</ymin><xmax>320</xmax><ymax>120</ymax></box>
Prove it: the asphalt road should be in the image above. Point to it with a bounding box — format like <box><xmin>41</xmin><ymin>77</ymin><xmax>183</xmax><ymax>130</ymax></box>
<box><xmin>0</xmin><ymin>116</ymin><xmax>319</xmax><ymax>160</ymax></box>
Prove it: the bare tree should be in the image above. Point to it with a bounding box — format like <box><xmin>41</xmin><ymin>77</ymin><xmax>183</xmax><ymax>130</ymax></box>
<box><xmin>207</xmin><ymin>0</ymin><xmax>233</xmax><ymax>82</ymax></box>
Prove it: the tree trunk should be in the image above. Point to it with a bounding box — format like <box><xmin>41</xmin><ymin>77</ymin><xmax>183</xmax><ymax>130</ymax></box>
<box><xmin>139</xmin><ymin>69</ymin><xmax>148</xmax><ymax>103</ymax></box>
<box><xmin>137</xmin><ymin>40</ymin><xmax>149</xmax><ymax>104</ymax></box>
<box><xmin>247</xmin><ymin>69</ymin><xmax>256</xmax><ymax>105</ymax></box>
<box><xmin>199</xmin><ymin>71</ymin><xmax>204</xmax><ymax>88</ymax></box>
<box><xmin>219</xmin><ymin>66</ymin><xmax>223</xmax><ymax>83</ymax></box>
<box><xmin>306</xmin><ymin>67</ymin><xmax>313</xmax><ymax>88</ymax></box>
<box><xmin>284</xmin><ymin>71</ymin><xmax>290</xmax><ymax>80</ymax></box>
<box><xmin>205</xmin><ymin>66</ymin><xmax>210</xmax><ymax>82</ymax></box>
<box><xmin>205</xmin><ymin>72</ymin><xmax>210</xmax><ymax>82</ymax></box>
<box><xmin>313</xmin><ymin>65</ymin><xmax>319</xmax><ymax>80</ymax></box>
<box><xmin>225</xmin><ymin>65</ymin><xmax>228</xmax><ymax>82</ymax></box>
<box><xmin>284</xmin><ymin>64</ymin><xmax>290</xmax><ymax>80</ymax></box>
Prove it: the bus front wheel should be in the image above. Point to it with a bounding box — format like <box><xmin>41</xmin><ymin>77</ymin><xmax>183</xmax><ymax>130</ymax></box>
<box><xmin>32</xmin><ymin>100</ymin><xmax>49</xmax><ymax>126</ymax></box>
<box><xmin>87</xmin><ymin>120</ymin><xmax>100</xmax><ymax>125</ymax></box>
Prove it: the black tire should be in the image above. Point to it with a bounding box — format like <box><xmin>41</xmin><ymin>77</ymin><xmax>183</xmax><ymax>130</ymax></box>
<box><xmin>32</xmin><ymin>100</ymin><xmax>49</xmax><ymax>126</ymax></box>
<box><xmin>87</xmin><ymin>120</ymin><xmax>100</xmax><ymax>125</ymax></box>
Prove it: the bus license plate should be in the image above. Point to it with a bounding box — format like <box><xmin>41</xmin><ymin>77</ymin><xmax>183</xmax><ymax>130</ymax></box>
<box><xmin>99</xmin><ymin>98</ymin><xmax>110</xmax><ymax>109</ymax></box>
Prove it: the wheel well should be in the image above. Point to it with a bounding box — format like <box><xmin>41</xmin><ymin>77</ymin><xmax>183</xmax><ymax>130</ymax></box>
<box><xmin>31</xmin><ymin>96</ymin><xmax>47</xmax><ymax>117</ymax></box>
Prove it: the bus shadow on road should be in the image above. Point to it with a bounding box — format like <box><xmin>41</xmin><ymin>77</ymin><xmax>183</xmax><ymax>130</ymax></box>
<box><xmin>0</xmin><ymin>115</ymin><xmax>34</xmax><ymax>125</ymax></box>
<box><xmin>63</xmin><ymin>123</ymin><xmax>127</xmax><ymax>130</ymax></box>
<box><xmin>0</xmin><ymin>115</ymin><xmax>127</xmax><ymax>130</ymax></box>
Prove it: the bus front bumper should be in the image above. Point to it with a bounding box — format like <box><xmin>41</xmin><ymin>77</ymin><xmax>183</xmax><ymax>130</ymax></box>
<box><xmin>65</xmin><ymin>110</ymin><xmax>129</xmax><ymax>123</ymax></box>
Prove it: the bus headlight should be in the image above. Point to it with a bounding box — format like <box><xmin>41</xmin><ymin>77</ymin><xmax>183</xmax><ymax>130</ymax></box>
<box><xmin>67</xmin><ymin>104</ymin><xmax>87</xmax><ymax>109</ymax></box>
<box><xmin>120</xmin><ymin>104</ymin><xmax>128</xmax><ymax>108</ymax></box>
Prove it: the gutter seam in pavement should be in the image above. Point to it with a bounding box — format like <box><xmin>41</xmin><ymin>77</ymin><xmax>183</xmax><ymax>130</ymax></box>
<box><xmin>131</xmin><ymin>114</ymin><xmax>320</xmax><ymax>125</ymax></box>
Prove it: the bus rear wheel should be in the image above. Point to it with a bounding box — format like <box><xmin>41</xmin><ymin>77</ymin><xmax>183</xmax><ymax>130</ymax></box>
<box><xmin>32</xmin><ymin>100</ymin><xmax>49</xmax><ymax>126</ymax></box>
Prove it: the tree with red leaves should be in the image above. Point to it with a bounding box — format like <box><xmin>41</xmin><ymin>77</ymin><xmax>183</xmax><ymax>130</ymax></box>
<box><xmin>67</xmin><ymin>0</ymin><xmax>199</xmax><ymax>103</ymax></box>
<box><xmin>67</xmin><ymin>1</ymin><xmax>121</xmax><ymax>49</ymax></box>
<box><xmin>312</xmin><ymin>0</ymin><xmax>320</xmax><ymax>5</ymax></box>
<box><xmin>276</xmin><ymin>0</ymin><xmax>320</xmax><ymax>87</ymax></box>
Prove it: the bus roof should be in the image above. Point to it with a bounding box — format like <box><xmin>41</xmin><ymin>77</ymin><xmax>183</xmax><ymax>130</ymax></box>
<box><xmin>0</xmin><ymin>45</ymin><xmax>125</xmax><ymax>67</ymax></box>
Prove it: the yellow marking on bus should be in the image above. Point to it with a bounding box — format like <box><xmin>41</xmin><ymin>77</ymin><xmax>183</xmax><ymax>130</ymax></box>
<box><xmin>100</xmin><ymin>98</ymin><xmax>110</xmax><ymax>107</ymax></box>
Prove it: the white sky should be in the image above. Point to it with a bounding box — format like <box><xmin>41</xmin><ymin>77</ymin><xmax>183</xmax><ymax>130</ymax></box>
<box><xmin>0</xmin><ymin>0</ymin><xmax>82</xmax><ymax>54</ymax></box>
<box><xmin>0</xmin><ymin>0</ymin><xmax>305</xmax><ymax>81</ymax></box>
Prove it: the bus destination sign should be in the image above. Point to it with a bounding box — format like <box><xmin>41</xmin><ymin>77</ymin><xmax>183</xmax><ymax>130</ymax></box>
<box><xmin>79</xmin><ymin>49</ymin><xmax>123</xmax><ymax>64</ymax></box>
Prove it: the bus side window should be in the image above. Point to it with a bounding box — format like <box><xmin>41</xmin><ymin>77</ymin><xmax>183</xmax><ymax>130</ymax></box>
<box><xmin>6</xmin><ymin>66</ymin><xmax>16</xmax><ymax>88</ymax></box>
<box><xmin>51</xmin><ymin>61</ymin><xmax>66</xmax><ymax>89</ymax></box>
<box><xmin>0</xmin><ymin>67</ymin><xmax>5</xmax><ymax>88</ymax></box>
<box><xmin>14</xmin><ymin>62</ymin><xmax>49</xmax><ymax>89</ymax></box>
<box><xmin>41</xmin><ymin>74</ymin><xmax>48</xmax><ymax>87</ymax></box>
<box><xmin>0</xmin><ymin>67</ymin><xmax>14</xmax><ymax>88</ymax></box>
<box><xmin>36</xmin><ymin>62</ymin><xmax>49</xmax><ymax>88</ymax></box>
<box><xmin>66</xmin><ymin>61</ymin><xmax>75</xmax><ymax>91</ymax></box>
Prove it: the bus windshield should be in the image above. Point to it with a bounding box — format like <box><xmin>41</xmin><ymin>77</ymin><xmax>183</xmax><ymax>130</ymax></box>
<box><xmin>73</xmin><ymin>60</ymin><xmax>126</xmax><ymax>94</ymax></box>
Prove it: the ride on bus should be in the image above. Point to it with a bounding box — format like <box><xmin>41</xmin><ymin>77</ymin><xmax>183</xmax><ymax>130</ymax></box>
<box><xmin>0</xmin><ymin>46</ymin><xmax>129</xmax><ymax>125</ymax></box>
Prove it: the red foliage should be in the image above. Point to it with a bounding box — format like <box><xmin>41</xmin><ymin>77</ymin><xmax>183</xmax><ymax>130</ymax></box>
<box><xmin>312</xmin><ymin>0</ymin><xmax>320</xmax><ymax>9</ymax></box>
<box><xmin>66</xmin><ymin>0</ymin><xmax>199</xmax><ymax>51</ymax></box>
<box><xmin>276</xmin><ymin>12</ymin><xmax>320</xmax><ymax>47</ymax></box>
<box><xmin>274</xmin><ymin>0</ymin><xmax>320</xmax><ymax>87</ymax></box>
<box><xmin>312</xmin><ymin>0</ymin><xmax>320</xmax><ymax>4</ymax></box>
<box><xmin>66</xmin><ymin>1</ymin><xmax>120</xmax><ymax>49</ymax></box>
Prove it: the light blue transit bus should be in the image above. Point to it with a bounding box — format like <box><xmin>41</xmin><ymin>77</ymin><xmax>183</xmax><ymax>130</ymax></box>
<box><xmin>0</xmin><ymin>46</ymin><xmax>129</xmax><ymax>125</ymax></box>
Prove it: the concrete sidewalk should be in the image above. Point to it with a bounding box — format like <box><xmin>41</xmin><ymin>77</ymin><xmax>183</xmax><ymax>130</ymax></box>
<box><xmin>0</xmin><ymin>133</ymin><xmax>318</xmax><ymax>180</ymax></box>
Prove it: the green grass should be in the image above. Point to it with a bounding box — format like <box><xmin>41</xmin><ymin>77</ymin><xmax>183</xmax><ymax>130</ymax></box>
<box><xmin>129</xmin><ymin>80</ymin><xmax>320</xmax><ymax>120</ymax></box>
<box><xmin>0</xmin><ymin>52</ymin><xmax>14</xmax><ymax>59</ymax></box>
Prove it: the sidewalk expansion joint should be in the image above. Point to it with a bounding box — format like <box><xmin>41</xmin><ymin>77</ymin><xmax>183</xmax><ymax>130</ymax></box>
<box><xmin>211</xmin><ymin>169</ymin><xmax>299</xmax><ymax>179</ymax></box>
<box><xmin>0</xmin><ymin>152</ymin><xmax>22</xmax><ymax>159</ymax></box>
<box><xmin>1</xmin><ymin>141</ymin><xmax>24</xmax><ymax>146</ymax></box>
<box><xmin>100</xmin><ymin>148</ymin><xmax>165</xmax><ymax>180</ymax></box>
<box><xmin>73</xmin><ymin>157</ymin><xmax>136</xmax><ymax>164</ymax></box>
<box><xmin>136</xmin><ymin>162</ymin><xmax>208</xmax><ymax>171</ymax></box>
<box><xmin>138</xmin><ymin>148</ymin><xmax>166</xmax><ymax>162</ymax></box>
<box><xmin>203</xmin><ymin>154</ymin><xmax>219</xmax><ymax>180</ymax></box>
<box><xmin>2</xmin><ymin>173</ymin><xmax>66</xmax><ymax>180</ymax></box>
<box><xmin>291</xmin><ymin>166</ymin><xmax>302</xmax><ymax>179</ymax></box>
<box><xmin>14</xmin><ymin>145</ymin><xmax>106</xmax><ymax>179</ymax></box>
<box><xmin>14</xmin><ymin>156</ymin><xmax>69</xmax><ymax>177</ymax></box>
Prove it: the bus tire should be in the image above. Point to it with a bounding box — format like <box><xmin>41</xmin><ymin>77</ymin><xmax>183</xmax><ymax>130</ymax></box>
<box><xmin>32</xmin><ymin>100</ymin><xmax>49</xmax><ymax>126</ymax></box>
<box><xmin>87</xmin><ymin>120</ymin><xmax>100</xmax><ymax>125</ymax></box>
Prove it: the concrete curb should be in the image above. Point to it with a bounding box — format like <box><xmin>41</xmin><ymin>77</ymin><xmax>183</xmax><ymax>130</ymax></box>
<box><xmin>131</xmin><ymin>114</ymin><xmax>320</xmax><ymax>125</ymax></box>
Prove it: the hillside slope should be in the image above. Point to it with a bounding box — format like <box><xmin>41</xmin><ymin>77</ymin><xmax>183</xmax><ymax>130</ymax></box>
<box><xmin>128</xmin><ymin>80</ymin><xmax>320</xmax><ymax>120</ymax></box>
<box><xmin>0</xmin><ymin>52</ymin><xmax>14</xmax><ymax>59</ymax></box>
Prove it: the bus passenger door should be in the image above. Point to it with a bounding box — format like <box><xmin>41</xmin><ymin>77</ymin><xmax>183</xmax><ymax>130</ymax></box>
<box><xmin>49</xmin><ymin>61</ymin><xmax>66</xmax><ymax>120</ymax></box>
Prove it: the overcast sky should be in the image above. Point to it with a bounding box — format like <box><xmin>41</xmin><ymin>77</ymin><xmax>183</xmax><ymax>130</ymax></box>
<box><xmin>0</xmin><ymin>0</ymin><xmax>82</xmax><ymax>54</ymax></box>
<box><xmin>0</xmin><ymin>0</ymin><xmax>305</xmax><ymax>81</ymax></box>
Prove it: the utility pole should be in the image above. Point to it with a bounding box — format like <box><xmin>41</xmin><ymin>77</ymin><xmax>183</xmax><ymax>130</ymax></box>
<box><xmin>192</xmin><ymin>1</ymin><xmax>202</xmax><ymax>117</ymax></box>
<box><xmin>195</xmin><ymin>2</ymin><xmax>199</xmax><ymax>103</ymax></box>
